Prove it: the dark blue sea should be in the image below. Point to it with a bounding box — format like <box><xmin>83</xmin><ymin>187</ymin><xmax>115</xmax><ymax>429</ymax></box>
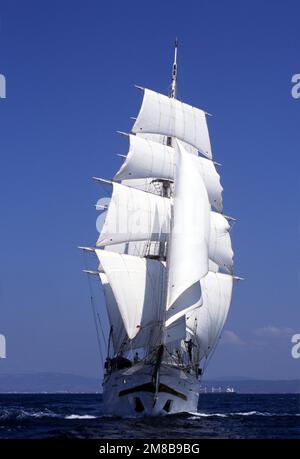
<box><xmin>0</xmin><ymin>394</ymin><xmax>299</xmax><ymax>439</ymax></box>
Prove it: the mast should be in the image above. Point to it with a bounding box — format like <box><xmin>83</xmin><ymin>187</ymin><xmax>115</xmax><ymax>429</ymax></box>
<box><xmin>155</xmin><ymin>40</ymin><xmax>180</xmax><ymax>395</ymax></box>
<box><xmin>166</xmin><ymin>38</ymin><xmax>178</xmax><ymax>149</ymax></box>
<box><xmin>160</xmin><ymin>39</ymin><xmax>178</xmax><ymax>242</ymax></box>
<box><xmin>169</xmin><ymin>38</ymin><xmax>178</xmax><ymax>99</ymax></box>
<box><xmin>138</xmin><ymin>43</ymin><xmax>181</xmax><ymax>367</ymax></box>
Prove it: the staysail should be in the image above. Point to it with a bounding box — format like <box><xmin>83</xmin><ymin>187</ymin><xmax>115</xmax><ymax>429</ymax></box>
<box><xmin>166</xmin><ymin>140</ymin><xmax>211</xmax><ymax>321</ymax></box>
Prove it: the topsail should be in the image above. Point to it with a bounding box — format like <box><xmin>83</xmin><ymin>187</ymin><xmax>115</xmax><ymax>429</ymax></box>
<box><xmin>132</xmin><ymin>88</ymin><xmax>212</xmax><ymax>159</ymax></box>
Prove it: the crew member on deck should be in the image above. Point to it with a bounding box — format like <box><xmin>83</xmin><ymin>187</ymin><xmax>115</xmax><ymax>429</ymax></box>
<box><xmin>185</xmin><ymin>339</ymin><xmax>196</xmax><ymax>361</ymax></box>
<box><xmin>104</xmin><ymin>358</ymin><xmax>110</xmax><ymax>373</ymax></box>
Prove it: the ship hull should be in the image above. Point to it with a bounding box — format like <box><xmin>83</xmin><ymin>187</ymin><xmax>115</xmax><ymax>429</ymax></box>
<box><xmin>102</xmin><ymin>363</ymin><xmax>199</xmax><ymax>417</ymax></box>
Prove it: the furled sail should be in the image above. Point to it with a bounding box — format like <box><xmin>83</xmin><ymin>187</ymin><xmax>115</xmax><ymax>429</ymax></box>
<box><xmin>96</xmin><ymin>250</ymin><xmax>165</xmax><ymax>341</ymax></box>
<box><xmin>132</xmin><ymin>88</ymin><xmax>212</xmax><ymax>159</ymax></box>
<box><xmin>114</xmin><ymin>135</ymin><xmax>223</xmax><ymax>211</ymax></box>
<box><xmin>186</xmin><ymin>272</ymin><xmax>233</xmax><ymax>361</ymax></box>
<box><xmin>166</xmin><ymin>140</ymin><xmax>211</xmax><ymax>317</ymax></box>
<box><xmin>96</xmin><ymin>182</ymin><xmax>170</xmax><ymax>247</ymax></box>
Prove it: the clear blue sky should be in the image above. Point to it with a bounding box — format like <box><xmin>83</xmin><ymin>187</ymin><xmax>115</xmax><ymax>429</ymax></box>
<box><xmin>0</xmin><ymin>0</ymin><xmax>299</xmax><ymax>380</ymax></box>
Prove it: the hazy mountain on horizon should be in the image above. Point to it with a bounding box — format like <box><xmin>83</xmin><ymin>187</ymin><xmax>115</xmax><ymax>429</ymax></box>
<box><xmin>0</xmin><ymin>372</ymin><xmax>102</xmax><ymax>393</ymax></box>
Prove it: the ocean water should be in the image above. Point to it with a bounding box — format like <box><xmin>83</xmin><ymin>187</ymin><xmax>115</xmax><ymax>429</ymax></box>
<box><xmin>0</xmin><ymin>394</ymin><xmax>299</xmax><ymax>439</ymax></box>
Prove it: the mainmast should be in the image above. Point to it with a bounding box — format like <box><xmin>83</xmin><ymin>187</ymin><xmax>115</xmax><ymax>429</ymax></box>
<box><xmin>157</xmin><ymin>40</ymin><xmax>179</xmax><ymax>356</ymax></box>
<box><xmin>161</xmin><ymin>39</ymin><xmax>178</xmax><ymax>233</ymax></box>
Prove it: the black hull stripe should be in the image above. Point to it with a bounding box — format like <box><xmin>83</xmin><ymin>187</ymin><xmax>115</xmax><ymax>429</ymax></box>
<box><xmin>118</xmin><ymin>382</ymin><xmax>187</xmax><ymax>401</ymax></box>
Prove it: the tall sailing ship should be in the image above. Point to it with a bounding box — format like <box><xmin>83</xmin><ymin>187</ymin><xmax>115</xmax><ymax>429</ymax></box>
<box><xmin>80</xmin><ymin>41</ymin><xmax>240</xmax><ymax>416</ymax></box>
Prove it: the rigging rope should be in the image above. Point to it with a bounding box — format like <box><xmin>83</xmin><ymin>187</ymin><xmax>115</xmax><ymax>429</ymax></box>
<box><xmin>83</xmin><ymin>252</ymin><xmax>106</xmax><ymax>369</ymax></box>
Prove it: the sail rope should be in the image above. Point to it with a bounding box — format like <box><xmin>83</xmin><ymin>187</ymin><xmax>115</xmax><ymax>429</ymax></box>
<box><xmin>96</xmin><ymin>310</ymin><xmax>108</xmax><ymax>355</ymax></box>
<box><xmin>83</xmin><ymin>251</ymin><xmax>106</xmax><ymax>369</ymax></box>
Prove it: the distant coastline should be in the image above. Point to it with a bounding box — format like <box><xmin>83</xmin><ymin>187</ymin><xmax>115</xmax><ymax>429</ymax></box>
<box><xmin>0</xmin><ymin>373</ymin><xmax>299</xmax><ymax>394</ymax></box>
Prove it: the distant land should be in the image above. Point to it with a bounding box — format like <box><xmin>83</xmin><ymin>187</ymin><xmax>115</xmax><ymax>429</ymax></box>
<box><xmin>202</xmin><ymin>379</ymin><xmax>300</xmax><ymax>394</ymax></box>
<box><xmin>0</xmin><ymin>373</ymin><xmax>299</xmax><ymax>394</ymax></box>
<box><xmin>0</xmin><ymin>373</ymin><xmax>102</xmax><ymax>393</ymax></box>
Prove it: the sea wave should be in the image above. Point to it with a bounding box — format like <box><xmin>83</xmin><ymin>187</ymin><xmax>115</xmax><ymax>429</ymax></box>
<box><xmin>0</xmin><ymin>409</ymin><xmax>59</xmax><ymax>420</ymax></box>
<box><xmin>1</xmin><ymin>409</ymin><xmax>299</xmax><ymax>423</ymax></box>
<box><xmin>188</xmin><ymin>412</ymin><xmax>227</xmax><ymax>418</ymax></box>
<box><xmin>0</xmin><ymin>410</ymin><xmax>111</xmax><ymax>421</ymax></box>
<box><xmin>188</xmin><ymin>411</ymin><xmax>300</xmax><ymax>419</ymax></box>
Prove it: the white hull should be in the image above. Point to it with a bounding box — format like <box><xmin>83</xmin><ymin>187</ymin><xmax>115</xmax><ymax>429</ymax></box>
<box><xmin>102</xmin><ymin>363</ymin><xmax>200</xmax><ymax>417</ymax></box>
